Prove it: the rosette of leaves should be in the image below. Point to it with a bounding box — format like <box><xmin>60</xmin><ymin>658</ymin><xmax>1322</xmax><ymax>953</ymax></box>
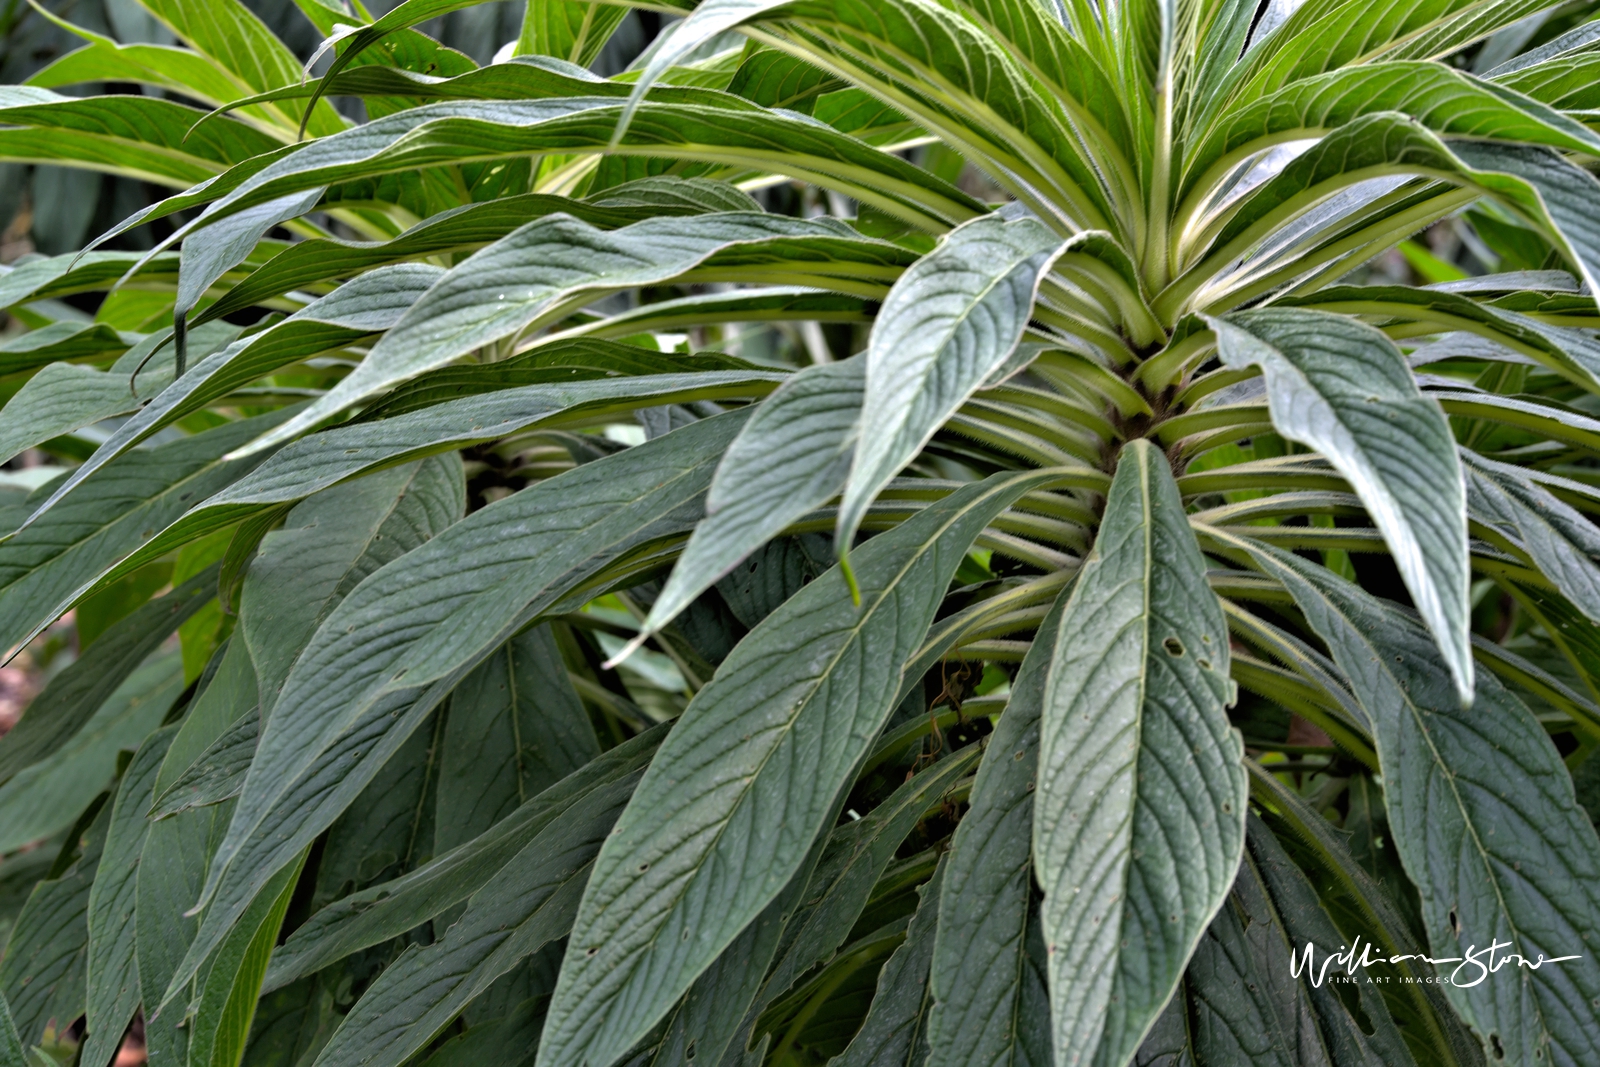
<box><xmin>2</xmin><ymin>0</ymin><xmax>1600</xmax><ymax>1066</ymax></box>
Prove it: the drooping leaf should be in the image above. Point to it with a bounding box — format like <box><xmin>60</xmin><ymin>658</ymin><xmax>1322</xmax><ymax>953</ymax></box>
<box><xmin>0</xmin><ymin>409</ymin><xmax>291</xmax><ymax>656</ymax></box>
<box><xmin>241</xmin><ymin>212</ymin><xmax>904</xmax><ymax>455</ymax></box>
<box><xmin>19</xmin><ymin>265</ymin><xmax>443</xmax><ymax>527</ymax></box>
<box><xmin>175</xmin><ymin>414</ymin><xmax>757</xmax><ymax>1004</ymax></box>
<box><xmin>1207</xmin><ymin>307</ymin><xmax>1473</xmax><ymax>702</ymax></box>
<box><xmin>1463</xmin><ymin>449</ymin><xmax>1600</xmax><ymax>624</ymax></box>
<box><xmin>0</xmin><ymin>321</ymin><xmax>242</xmax><ymax>466</ymax></box>
<box><xmin>837</xmin><ymin>213</ymin><xmax>1064</xmax><ymax>551</ymax></box>
<box><xmin>640</xmin><ymin>356</ymin><xmax>863</xmax><ymax>643</ymax></box>
<box><xmin>1033</xmin><ymin>438</ymin><xmax>1245</xmax><ymax>1067</ymax></box>
<box><xmin>1222</xmin><ymin>532</ymin><xmax>1600</xmax><ymax>1066</ymax></box>
<box><xmin>310</xmin><ymin>773</ymin><xmax>641</xmax><ymax>1067</ymax></box>
<box><xmin>830</xmin><ymin>856</ymin><xmax>945</xmax><ymax>1067</ymax></box>
<box><xmin>538</xmin><ymin>468</ymin><xmax>1063</xmax><ymax>1067</ymax></box>
<box><xmin>102</xmin><ymin>370</ymin><xmax>782</xmax><ymax>587</ymax></box>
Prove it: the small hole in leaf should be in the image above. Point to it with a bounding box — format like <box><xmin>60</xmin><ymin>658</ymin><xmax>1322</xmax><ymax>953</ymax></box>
<box><xmin>586</xmin><ymin>947</ymin><xmax>599</xmax><ymax>957</ymax></box>
<box><xmin>1197</xmin><ymin>658</ymin><xmax>1211</xmax><ymax>671</ymax></box>
<box><xmin>1490</xmin><ymin>1034</ymin><xmax>1505</xmax><ymax>1060</ymax></box>
<box><xmin>1163</xmin><ymin>637</ymin><xmax>1185</xmax><ymax>657</ymax></box>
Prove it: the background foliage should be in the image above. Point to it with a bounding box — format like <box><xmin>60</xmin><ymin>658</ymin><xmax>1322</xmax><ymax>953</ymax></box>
<box><xmin>1</xmin><ymin>1</ymin><xmax>1600</xmax><ymax>1066</ymax></box>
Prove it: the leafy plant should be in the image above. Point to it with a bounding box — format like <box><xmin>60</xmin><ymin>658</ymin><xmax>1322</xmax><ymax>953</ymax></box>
<box><xmin>2</xmin><ymin>0</ymin><xmax>1600</xmax><ymax>1065</ymax></box>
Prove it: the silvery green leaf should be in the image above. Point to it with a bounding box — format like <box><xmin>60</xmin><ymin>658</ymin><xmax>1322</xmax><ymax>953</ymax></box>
<box><xmin>1208</xmin><ymin>308</ymin><xmax>1472</xmax><ymax>703</ymax></box>
<box><xmin>1034</xmin><ymin>439</ymin><xmax>1245</xmax><ymax>1067</ymax></box>
<box><xmin>838</xmin><ymin>214</ymin><xmax>1063</xmax><ymax>550</ymax></box>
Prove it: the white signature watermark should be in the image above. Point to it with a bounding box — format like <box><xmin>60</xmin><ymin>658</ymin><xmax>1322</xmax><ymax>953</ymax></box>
<box><xmin>1291</xmin><ymin>934</ymin><xmax>1582</xmax><ymax>989</ymax></box>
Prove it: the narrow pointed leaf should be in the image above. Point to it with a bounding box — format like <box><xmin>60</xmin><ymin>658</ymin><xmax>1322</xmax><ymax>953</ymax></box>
<box><xmin>175</xmin><ymin>415</ymin><xmax>752</xmax><ymax>1001</ymax></box>
<box><xmin>89</xmin><ymin>370</ymin><xmax>780</xmax><ymax>605</ymax></box>
<box><xmin>1207</xmin><ymin>307</ymin><xmax>1472</xmax><ymax>702</ymax></box>
<box><xmin>0</xmin><ymin>322</ymin><xmax>242</xmax><ymax>467</ymax></box>
<box><xmin>831</xmin><ymin>857</ymin><xmax>945</xmax><ymax>1067</ymax></box>
<box><xmin>20</xmin><ymin>264</ymin><xmax>442</xmax><ymax>530</ymax></box>
<box><xmin>538</xmin><ymin>468</ymin><xmax>1062</xmax><ymax>1067</ymax></box>
<box><xmin>265</xmin><ymin>728</ymin><xmax>664</xmax><ymax>993</ymax></box>
<box><xmin>1464</xmin><ymin>450</ymin><xmax>1600</xmax><ymax>624</ymax></box>
<box><xmin>240</xmin><ymin>455</ymin><xmax>466</xmax><ymax>716</ymax></box>
<box><xmin>927</xmin><ymin>579</ymin><xmax>1071</xmax><ymax>1067</ymax></box>
<box><xmin>1034</xmin><ymin>439</ymin><xmax>1244</xmax><ymax>1067</ymax></box>
<box><xmin>148</xmin><ymin>711</ymin><xmax>256</xmax><ymax>820</ymax></box>
<box><xmin>311</xmin><ymin>773</ymin><xmax>642</xmax><ymax>1067</ymax></box>
<box><xmin>82</xmin><ymin>726</ymin><xmax>177</xmax><ymax>1067</ymax></box>
<box><xmin>838</xmin><ymin>214</ymin><xmax>1063</xmax><ymax>548</ymax></box>
<box><xmin>642</xmin><ymin>356</ymin><xmax>863</xmax><ymax>641</ymax></box>
<box><xmin>0</xmin><ymin>409</ymin><xmax>291</xmax><ymax>656</ymax></box>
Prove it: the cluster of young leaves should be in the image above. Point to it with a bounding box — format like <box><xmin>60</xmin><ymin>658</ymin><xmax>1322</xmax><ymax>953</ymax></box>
<box><xmin>1</xmin><ymin>0</ymin><xmax>1600</xmax><ymax>1065</ymax></box>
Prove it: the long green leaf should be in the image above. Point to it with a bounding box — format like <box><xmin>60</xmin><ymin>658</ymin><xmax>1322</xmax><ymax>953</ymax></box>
<box><xmin>1208</xmin><ymin>307</ymin><xmax>1473</xmax><ymax>701</ymax></box>
<box><xmin>838</xmin><ymin>212</ymin><xmax>1063</xmax><ymax>553</ymax></box>
<box><xmin>926</xmin><ymin>579</ymin><xmax>1069</xmax><ymax>1067</ymax></box>
<box><xmin>240</xmin><ymin>455</ymin><xmax>465</xmax><ymax>717</ymax></box>
<box><xmin>639</xmin><ymin>356</ymin><xmax>863</xmax><ymax>645</ymax></box>
<box><xmin>1464</xmin><ymin>450</ymin><xmax>1600</xmax><ymax>624</ymax></box>
<box><xmin>0</xmin><ymin>409</ymin><xmax>290</xmax><ymax>656</ymax></box>
<box><xmin>194</xmin><ymin>184</ymin><xmax>753</xmax><ymax>327</ymax></box>
<box><xmin>310</xmin><ymin>773</ymin><xmax>641</xmax><ymax>1067</ymax></box>
<box><xmin>90</xmin><ymin>370</ymin><xmax>781</xmax><ymax>596</ymax></box>
<box><xmin>110</xmin><ymin>99</ymin><xmax>981</xmax><ymax>256</ymax></box>
<box><xmin>264</xmin><ymin>728</ymin><xmax>665</xmax><ymax>993</ymax></box>
<box><xmin>82</xmin><ymin>726</ymin><xmax>178</xmax><ymax>1067</ymax></box>
<box><xmin>434</xmin><ymin>624</ymin><xmax>599</xmax><ymax>853</ymax></box>
<box><xmin>173</xmin><ymin>414</ymin><xmax>752</xmax><ymax>1002</ymax></box>
<box><xmin>538</xmin><ymin>468</ymin><xmax>1063</xmax><ymax>1067</ymax></box>
<box><xmin>0</xmin><ymin>323</ymin><xmax>241</xmax><ymax>467</ymax></box>
<box><xmin>20</xmin><ymin>265</ymin><xmax>442</xmax><ymax>529</ymax></box>
<box><xmin>831</xmin><ymin>858</ymin><xmax>944</xmax><ymax>1067</ymax></box>
<box><xmin>1222</xmin><ymin>532</ymin><xmax>1600</xmax><ymax>1066</ymax></box>
<box><xmin>241</xmin><ymin>212</ymin><xmax>902</xmax><ymax>456</ymax></box>
<box><xmin>1034</xmin><ymin>438</ymin><xmax>1244</xmax><ymax>1067</ymax></box>
<box><xmin>187</xmin><ymin>851</ymin><xmax>305</xmax><ymax>1067</ymax></box>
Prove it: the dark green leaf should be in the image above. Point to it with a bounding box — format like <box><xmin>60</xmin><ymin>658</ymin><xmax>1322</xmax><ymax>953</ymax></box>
<box><xmin>926</xmin><ymin>579</ymin><xmax>1070</xmax><ymax>1067</ymax></box>
<box><xmin>434</xmin><ymin>624</ymin><xmax>599</xmax><ymax>854</ymax></box>
<box><xmin>83</xmin><ymin>725</ymin><xmax>177</xmax><ymax>1067</ymax></box>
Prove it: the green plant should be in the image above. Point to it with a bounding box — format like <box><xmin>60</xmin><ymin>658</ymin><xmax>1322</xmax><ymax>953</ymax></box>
<box><xmin>2</xmin><ymin>0</ymin><xmax>1600</xmax><ymax>1064</ymax></box>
